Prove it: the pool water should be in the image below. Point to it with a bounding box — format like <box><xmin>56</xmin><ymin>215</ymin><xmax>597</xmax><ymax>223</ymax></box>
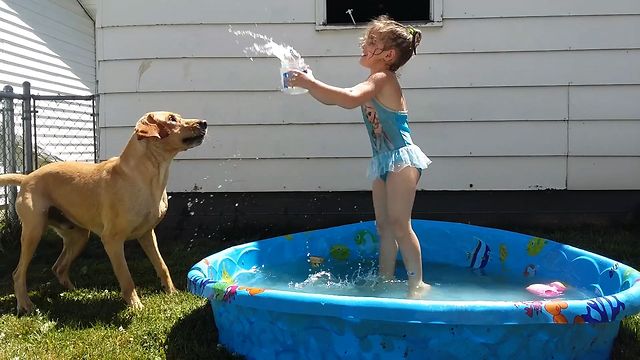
<box><xmin>236</xmin><ymin>261</ymin><xmax>591</xmax><ymax>301</ymax></box>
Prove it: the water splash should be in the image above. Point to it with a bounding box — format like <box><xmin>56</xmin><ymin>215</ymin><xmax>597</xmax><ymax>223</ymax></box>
<box><xmin>290</xmin><ymin>266</ymin><xmax>385</xmax><ymax>295</ymax></box>
<box><xmin>292</xmin><ymin>271</ymin><xmax>337</xmax><ymax>289</ymax></box>
<box><xmin>228</xmin><ymin>26</ymin><xmax>307</xmax><ymax>68</ymax></box>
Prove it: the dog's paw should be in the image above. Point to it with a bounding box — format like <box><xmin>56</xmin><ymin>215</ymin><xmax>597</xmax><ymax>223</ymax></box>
<box><xmin>125</xmin><ymin>296</ymin><xmax>144</xmax><ymax>310</ymax></box>
<box><xmin>124</xmin><ymin>290</ymin><xmax>144</xmax><ymax>310</ymax></box>
<box><xmin>57</xmin><ymin>278</ymin><xmax>76</xmax><ymax>290</ymax></box>
<box><xmin>129</xmin><ymin>300</ymin><xmax>144</xmax><ymax>310</ymax></box>
<box><xmin>16</xmin><ymin>300</ymin><xmax>36</xmax><ymax>316</ymax></box>
<box><xmin>164</xmin><ymin>283</ymin><xmax>178</xmax><ymax>294</ymax></box>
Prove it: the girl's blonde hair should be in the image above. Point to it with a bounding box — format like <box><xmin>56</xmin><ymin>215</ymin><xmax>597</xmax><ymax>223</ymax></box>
<box><xmin>361</xmin><ymin>15</ymin><xmax>422</xmax><ymax>71</ymax></box>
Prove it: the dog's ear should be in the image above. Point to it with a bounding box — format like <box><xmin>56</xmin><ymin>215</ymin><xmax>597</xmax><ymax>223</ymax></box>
<box><xmin>135</xmin><ymin>113</ymin><xmax>171</xmax><ymax>140</ymax></box>
<box><xmin>135</xmin><ymin>114</ymin><xmax>161</xmax><ymax>140</ymax></box>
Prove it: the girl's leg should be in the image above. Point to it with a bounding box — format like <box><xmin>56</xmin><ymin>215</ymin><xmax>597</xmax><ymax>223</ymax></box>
<box><xmin>371</xmin><ymin>177</ymin><xmax>397</xmax><ymax>280</ymax></box>
<box><xmin>385</xmin><ymin>167</ymin><xmax>430</xmax><ymax>298</ymax></box>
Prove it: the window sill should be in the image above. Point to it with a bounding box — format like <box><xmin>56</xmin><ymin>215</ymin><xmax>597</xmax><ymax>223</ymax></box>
<box><xmin>315</xmin><ymin>20</ymin><xmax>443</xmax><ymax>31</ymax></box>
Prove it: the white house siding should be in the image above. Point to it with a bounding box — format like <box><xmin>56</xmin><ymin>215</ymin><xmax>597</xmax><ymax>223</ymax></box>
<box><xmin>96</xmin><ymin>0</ymin><xmax>640</xmax><ymax>192</ymax></box>
<box><xmin>0</xmin><ymin>0</ymin><xmax>96</xmax><ymax>162</ymax></box>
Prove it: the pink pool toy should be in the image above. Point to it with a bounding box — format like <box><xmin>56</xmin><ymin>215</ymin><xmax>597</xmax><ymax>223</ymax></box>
<box><xmin>526</xmin><ymin>281</ymin><xmax>567</xmax><ymax>297</ymax></box>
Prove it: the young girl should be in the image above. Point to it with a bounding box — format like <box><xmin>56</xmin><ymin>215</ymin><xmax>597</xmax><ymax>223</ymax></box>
<box><xmin>287</xmin><ymin>15</ymin><xmax>432</xmax><ymax>299</ymax></box>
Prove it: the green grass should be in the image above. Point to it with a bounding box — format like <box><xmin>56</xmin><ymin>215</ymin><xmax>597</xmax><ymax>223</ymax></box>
<box><xmin>0</xmin><ymin>225</ymin><xmax>639</xmax><ymax>359</ymax></box>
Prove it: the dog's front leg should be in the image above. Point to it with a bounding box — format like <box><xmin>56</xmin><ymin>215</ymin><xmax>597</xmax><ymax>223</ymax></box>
<box><xmin>138</xmin><ymin>230</ymin><xmax>176</xmax><ymax>294</ymax></box>
<box><xmin>102</xmin><ymin>237</ymin><xmax>143</xmax><ymax>309</ymax></box>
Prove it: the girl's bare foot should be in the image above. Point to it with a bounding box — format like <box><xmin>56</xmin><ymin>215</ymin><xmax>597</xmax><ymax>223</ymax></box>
<box><xmin>408</xmin><ymin>281</ymin><xmax>431</xmax><ymax>299</ymax></box>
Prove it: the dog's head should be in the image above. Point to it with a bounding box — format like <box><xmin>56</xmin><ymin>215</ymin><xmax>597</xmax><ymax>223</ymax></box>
<box><xmin>134</xmin><ymin>111</ymin><xmax>207</xmax><ymax>151</ymax></box>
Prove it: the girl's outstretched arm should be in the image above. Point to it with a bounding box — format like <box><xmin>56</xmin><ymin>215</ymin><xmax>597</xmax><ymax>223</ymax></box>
<box><xmin>288</xmin><ymin>70</ymin><xmax>388</xmax><ymax>109</ymax></box>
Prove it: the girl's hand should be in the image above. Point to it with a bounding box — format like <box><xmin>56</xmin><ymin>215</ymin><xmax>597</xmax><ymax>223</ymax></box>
<box><xmin>287</xmin><ymin>68</ymin><xmax>314</xmax><ymax>89</ymax></box>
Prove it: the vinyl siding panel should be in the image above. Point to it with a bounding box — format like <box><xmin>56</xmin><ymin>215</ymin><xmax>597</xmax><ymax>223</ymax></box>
<box><xmin>97</xmin><ymin>16</ymin><xmax>640</xmax><ymax>60</ymax></box>
<box><xmin>0</xmin><ymin>0</ymin><xmax>95</xmax><ymax>94</ymax></box>
<box><xmin>569</xmin><ymin>121</ymin><xmax>640</xmax><ymax>156</ymax></box>
<box><xmin>0</xmin><ymin>0</ymin><xmax>96</xmax><ymax>165</ymax></box>
<box><xmin>97</xmin><ymin>0</ymin><xmax>315</xmax><ymax>27</ymax></box>
<box><xmin>99</xmin><ymin>86</ymin><xmax>568</xmax><ymax>127</ymax></box>
<box><xmin>445</xmin><ymin>0</ymin><xmax>640</xmax><ymax>18</ymax></box>
<box><xmin>570</xmin><ymin>85</ymin><xmax>640</xmax><ymax>120</ymax></box>
<box><xmin>100</xmin><ymin>121</ymin><xmax>567</xmax><ymax>160</ymax></box>
<box><xmin>163</xmin><ymin>157</ymin><xmax>567</xmax><ymax>192</ymax></box>
<box><xmin>97</xmin><ymin>50</ymin><xmax>640</xmax><ymax>94</ymax></box>
<box><xmin>568</xmin><ymin>157</ymin><xmax>640</xmax><ymax>190</ymax></box>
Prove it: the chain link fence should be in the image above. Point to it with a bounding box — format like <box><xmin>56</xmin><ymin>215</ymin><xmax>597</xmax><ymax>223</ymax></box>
<box><xmin>1</xmin><ymin>81</ymin><xmax>97</xmax><ymax>249</ymax></box>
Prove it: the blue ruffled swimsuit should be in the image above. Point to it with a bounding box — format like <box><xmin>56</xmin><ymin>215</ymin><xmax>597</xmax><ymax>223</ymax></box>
<box><xmin>361</xmin><ymin>97</ymin><xmax>432</xmax><ymax>181</ymax></box>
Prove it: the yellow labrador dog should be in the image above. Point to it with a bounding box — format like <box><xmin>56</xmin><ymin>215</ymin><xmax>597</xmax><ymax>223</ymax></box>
<box><xmin>0</xmin><ymin>111</ymin><xmax>207</xmax><ymax>313</ymax></box>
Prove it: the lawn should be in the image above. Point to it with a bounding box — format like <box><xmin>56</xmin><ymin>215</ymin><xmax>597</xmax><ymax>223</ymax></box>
<box><xmin>0</xmin><ymin>227</ymin><xmax>241</xmax><ymax>360</ymax></box>
<box><xmin>0</xmin><ymin>224</ymin><xmax>639</xmax><ymax>359</ymax></box>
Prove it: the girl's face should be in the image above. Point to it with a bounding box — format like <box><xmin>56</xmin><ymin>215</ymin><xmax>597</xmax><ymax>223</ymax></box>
<box><xmin>359</xmin><ymin>31</ymin><xmax>392</xmax><ymax>69</ymax></box>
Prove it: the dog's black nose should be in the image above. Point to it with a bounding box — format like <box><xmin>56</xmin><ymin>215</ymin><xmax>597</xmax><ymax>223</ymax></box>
<box><xmin>199</xmin><ymin>120</ymin><xmax>207</xmax><ymax>129</ymax></box>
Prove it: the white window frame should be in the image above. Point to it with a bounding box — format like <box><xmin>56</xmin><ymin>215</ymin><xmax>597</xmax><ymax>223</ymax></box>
<box><xmin>315</xmin><ymin>0</ymin><xmax>443</xmax><ymax>30</ymax></box>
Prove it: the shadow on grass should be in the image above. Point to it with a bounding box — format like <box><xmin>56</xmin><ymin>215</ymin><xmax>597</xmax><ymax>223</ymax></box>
<box><xmin>0</xmin><ymin>233</ymin><xmax>131</xmax><ymax>328</ymax></box>
<box><xmin>0</xmin><ymin>286</ymin><xmax>130</xmax><ymax>329</ymax></box>
<box><xmin>162</xmin><ymin>238</ymin><xmax>246</xmax><ymax>359</ymax></box>
<box><xmin>165</xmin><ymin>301</ymin><xmax>240</xmax><ymax>360</ymax></box>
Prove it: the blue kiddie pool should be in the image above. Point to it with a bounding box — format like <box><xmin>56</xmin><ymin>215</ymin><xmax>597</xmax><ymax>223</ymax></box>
<box><xmin>188</xmin><ymin>220</ymin><xmax>640</xmax><ymax>360</ymax></box>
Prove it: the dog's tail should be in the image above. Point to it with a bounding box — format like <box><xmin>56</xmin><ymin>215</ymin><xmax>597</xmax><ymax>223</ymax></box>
<box><xmin>0</xmin><ymin>173</ymin><xmax>26</xmax><ymax>186</ymax></box>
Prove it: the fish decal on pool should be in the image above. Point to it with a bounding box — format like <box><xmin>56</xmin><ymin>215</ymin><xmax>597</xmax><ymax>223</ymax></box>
<box><xmin>222</xmin><ymin>284</ymin><xmax>239</xmax><ymax>303</ymax></box>
<box><xmin>238</xmin><ymin>286</ymin><xmax>266</xmax><ymax>296</ymax></box>
<box><xmin>499</xmin><ymin>244</ymin><xmax>508</xmax><ymax>264</ymax></box>
<box><xmin>354</xmin><ymin>229</ymin><xmax>378</xmax><ymax>256</ymax></box>
<box><xmin>527</xmin><ymin>237</ymin><xmax>547</xmax><ymax>256</ymax></box>
<box><xmin>523</xmin><ymin>264</ymin><xmax>537</xmax><ymax>277</ymax></box>
<box><xmin>545</xmin><ymin>301</ymin><xmax>569</xmax><ymax>324</ymax></box>
<box><xmin>354</xmin><ymin>229</ymin><xmax>377</xmax><ymax>246</ymax></box>
<box><xmin>621</xmin><ymin>268</ymin><xmax>640</xmax><ymax>289</ymax></box>
<box><xmin>468</xmin><ymin>238</ymin><xmax>491</xmax><ymax>269</ymax></box>
<box><xmin>330</xmin><ymin>244</ymin><xmax>350</xmax><ymax>261</ymax></box>
<box><xmin>309</xmin><ymin>255</ymin><xmax>324</xmax><ymax>267</ymax></box>
<box><xmin>216</xmin><ymin>284</ymin><xmax>265</xmax><ymax>303</ymax></box>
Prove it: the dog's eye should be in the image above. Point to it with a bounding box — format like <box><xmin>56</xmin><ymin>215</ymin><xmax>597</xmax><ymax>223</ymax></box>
<box><xmin>168</xmin><ymin>114</ymin><xmax>177</xmax><ymax>122</ymax></box>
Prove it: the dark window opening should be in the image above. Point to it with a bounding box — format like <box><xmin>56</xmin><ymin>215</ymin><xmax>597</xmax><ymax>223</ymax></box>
<box><xmin>326</xmin><ymin>0</ymin><xmax>430</xmax><ymax>25</ymax></box>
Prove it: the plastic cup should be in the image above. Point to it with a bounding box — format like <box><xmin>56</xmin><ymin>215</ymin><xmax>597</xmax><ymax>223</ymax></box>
<box><xmin>280</xmin><ymin>65</ymin><xmax>308</xmax><ymax>95</ymax></box>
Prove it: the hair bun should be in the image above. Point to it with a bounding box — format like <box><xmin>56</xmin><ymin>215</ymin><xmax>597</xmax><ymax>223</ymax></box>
<box><xmin>406</xmin><ymin>26</ymin><xmax>422</xmax><ymax>54</ymax></box>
